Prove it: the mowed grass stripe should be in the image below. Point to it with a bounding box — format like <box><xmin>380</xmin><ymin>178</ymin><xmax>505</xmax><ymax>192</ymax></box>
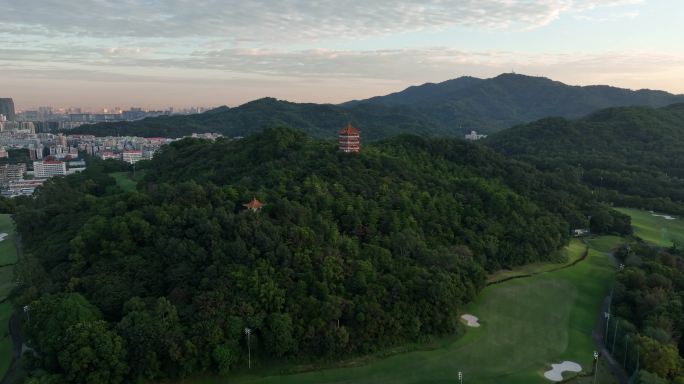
<box><xmin>0</xmin><ymin>215</ymin><xmax>18</xmax><ymax>379</ymax></box>
<box><xmin>0</xmin><ymin>215</ymin><xmax>17</xmax><ymax>266</ymax></box>
<box><xmin>615</xmin><ymin>207</ymin><xmax>684</xmax><ymax>247</ymax></box>
<box><xmin>0</xmin><ymin>267</ymin><xmax>14</xmax><ymax>302</ymax></box>
<box><xmin>172</xmin><ymin>237</ymin><xmax>617</xmax><ymax>384</ymax></box>
<box><xmin>0</xmin><ymin>301</ymin><xmax>12</xmax><ymax>377</ymax></box>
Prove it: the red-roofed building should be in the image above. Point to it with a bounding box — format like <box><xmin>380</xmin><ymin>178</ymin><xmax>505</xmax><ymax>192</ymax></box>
<box><xmin>100</xmin><ymin>151</ymin><xmax>119</xmax><ymax>161</ymax></box>
<box><xmin>33</xmin><ymin>160</ymin><xmax>67</xmax><ymax>179</ymax></box>
<box><xmin>243</xmin><ymin>197</ymin><xmax>264</xmax><ymax>212</ymax></box>
<box><xmin>339</xmin><ymin>123</ymin><xmax>360</xmax><ymax>153</ymax></box>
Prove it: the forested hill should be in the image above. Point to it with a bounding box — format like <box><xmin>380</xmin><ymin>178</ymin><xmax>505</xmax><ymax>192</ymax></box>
<box><xmin>13</xmin><ymin>128</ymin><xmax>625</xmax><ymax>383</ymax></box>
<box><xmin>345</xmin><ymin>73</ymin><xmax>684</xmax><ymax>132</ymax></box>
<box><xmin>485</xmin><ymin>104</ymin><xmax>684</xmax><ymax>214</ymax></box>
<box><xmin>65</xmin><ymin>74</ymin><xmax>684</xmax><ymax>139</ymax></box>
<box><xmin>66</xmin><ymin>98</ymin><xmax>441</xmax><ymax>140</ymax></box>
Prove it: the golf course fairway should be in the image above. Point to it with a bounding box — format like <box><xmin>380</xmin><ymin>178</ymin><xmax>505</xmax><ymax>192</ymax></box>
<box><xmin>0</xmin><ymin>214</ymin><xmax>18</xmax><ymax>378</ymax></box>
<box><xmin>174</xmin><ymin>238</ymin><xmax>617</xmax><ymax>384</ymax></box>
<box><xmin>615</xmin><ymin>207</ymin><xmax>684</xmax><ymax>247</ymax></box>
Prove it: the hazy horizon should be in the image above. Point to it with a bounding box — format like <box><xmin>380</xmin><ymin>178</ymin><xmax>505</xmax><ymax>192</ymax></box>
<box><xmin>2</xmin><ymin>0</ymin><xmax>684</xmax><ymax>109</ymax></box>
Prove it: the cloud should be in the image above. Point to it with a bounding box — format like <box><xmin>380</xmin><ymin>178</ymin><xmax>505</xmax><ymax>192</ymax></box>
<box><xmin>3</xmin><ymin>47</ymin><xmax>683</xmax><ymax>109</ymax></box>
<box><xmin>5</xmin><ymin>0</ymin><xmax>675</xmax><ymax>108</ymax></box>
<box><xmin>0</xmin><ymin>0</ymin><xmax>649</xmax><ymax>81</ymax></box>
<box><xmin>0</xmin><ymin>0</ymin><xmax>644</xmax><ymax>43</ymax></box>
<box><xmin>4</xmin><ymin>43</ymin><xmax>682</xmax><ymax>84</ymax></box>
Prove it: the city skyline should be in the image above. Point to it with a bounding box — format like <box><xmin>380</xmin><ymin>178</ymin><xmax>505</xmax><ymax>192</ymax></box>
<box><xmin>2</xmin><ymin>0</ymin><xmax>684</xmax><ymax>109</ymax></box>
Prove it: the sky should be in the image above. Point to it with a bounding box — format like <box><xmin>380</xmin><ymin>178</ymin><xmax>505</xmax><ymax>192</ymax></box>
<box><xmin>1</xmin><ymin>0</ymin><xmax>684</xmax><ymax>110</ymax></box>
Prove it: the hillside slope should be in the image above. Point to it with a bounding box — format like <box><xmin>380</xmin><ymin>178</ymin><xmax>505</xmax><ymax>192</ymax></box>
<box><xmin>12</xmin><ymin>128</ymin><xmax>614</xmax><ymax>382</ymax></box>
<box><xmin>347</xmin><ymin>73</ymin><xmax>684</xmax><ymax>133</ymax></box>
<box><xmin>485</xmin><ymin>104</ymin><xmax>684</xmax><ymax>213</ymax></box>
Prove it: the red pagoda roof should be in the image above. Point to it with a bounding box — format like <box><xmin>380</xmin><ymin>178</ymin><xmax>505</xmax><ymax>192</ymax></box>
<box><xmin>339</xmin><ymin>123</ymin><xmax>359</xmax><ymax>135</ymax></box>
<box><xmin>243</xmin><ymin>197</ymin><xmax>263</xmax><ymax>210</ymax></box>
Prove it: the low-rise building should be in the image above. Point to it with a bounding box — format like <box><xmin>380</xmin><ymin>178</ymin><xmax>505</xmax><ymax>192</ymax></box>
<box><xmin>0</xmin><ymin>163</ymin><xmax>27</xmax><ymax>186</ymax></box>
<box><xmin>7</xmin><ymin>179</ymin><xmax>45</xmax><ymax>196</ymax></box>
<box><xmin>100</xmin><ymin>151</ymin><xmax>120</xmax><ymax>161</ymax></box>
<box><xmin>465</xmin><ymin>130</ymin><xmax>488</xmax><ymax>141</ymax></box>
<box><xmin>122</xmin><ymin>150</ymin><xmax>143</xmax><ymax>164</ymax></box>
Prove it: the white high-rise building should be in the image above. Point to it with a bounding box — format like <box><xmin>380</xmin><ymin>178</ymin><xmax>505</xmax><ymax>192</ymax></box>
<box><xmin>33</xmin><ymin>160</ymin><xmax>67</xmax><ymax>179</ymax></box>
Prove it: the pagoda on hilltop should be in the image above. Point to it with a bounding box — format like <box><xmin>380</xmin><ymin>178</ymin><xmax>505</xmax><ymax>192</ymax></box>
<box><xmin>243</xmin><ymin>197</ymin><xmax>263</xmax><ymax>212</ymax></box>
<box><xmin>338</xmin><ymin>123</ymin><xmax>360</xmax><ymax>153</ymax></box>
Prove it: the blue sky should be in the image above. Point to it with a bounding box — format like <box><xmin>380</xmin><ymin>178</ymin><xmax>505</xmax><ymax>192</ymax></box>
<box><xmin>1</xmin><ymin>0</ymin><xmax>683</xmax><ymax>109</ymax></box>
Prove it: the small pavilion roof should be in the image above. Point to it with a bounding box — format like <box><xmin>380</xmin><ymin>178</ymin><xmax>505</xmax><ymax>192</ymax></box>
<box><xmin>243</xmin><ymin>197</ymin><xmax>263</xmax><ymax>210</ymax></box>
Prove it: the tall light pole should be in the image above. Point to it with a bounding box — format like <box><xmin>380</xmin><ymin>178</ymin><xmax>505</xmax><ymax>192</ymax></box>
<box><xmin>593</xmin><ymin>351</ymin><xmax>599</xmax><ymax>384</ymax></box>
<box><xmin>23</xmin><ymin>305</ymin><xmax>30</xmax><ymax>323</ymax></box>
<box><xmin>458</xmin><ymin>371</ymin><xmax>463</xmax><ymax>384</ymax></box>
<box><xmin>612</xmin><ymin>319</ymin><xmax>619</xmax><ymax>355</ymax></box>
<box><xmin>635</xmin><ymin>346</ymin><xmax>640</xmax><ymax>377</ymax></box>
<box><xmin>604</xmin><ymin>312</ymin><xmax>611</xmax><ymax>344</ymax></box>
<box><xmin>244</xmin><ymin>327</ymin><xmax>252</xmax><ymax>369</ymax></box>
<box><xmin>623</xmin><ymin>335</ymin><xmax>629</xmax><ymax>368</ymax></box>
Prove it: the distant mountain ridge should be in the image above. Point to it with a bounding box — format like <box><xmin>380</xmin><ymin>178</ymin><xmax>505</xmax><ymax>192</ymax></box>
<box><xmin>67</xmin><ymin>73</ymin><xmax>684</xmax><ymax>138</ymax></box>
<box><xmin>345</xmin><ymin>73</ymin><xmax>684</xmax><ymax>132</ymax></box>
<box><xmin>68</xmin><ymin>97</ymin><xmax>440</xmax><ymax>140</ymax></box>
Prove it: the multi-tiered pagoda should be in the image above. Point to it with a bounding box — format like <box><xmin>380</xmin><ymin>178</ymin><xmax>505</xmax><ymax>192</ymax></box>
<box><xmin>338</xmin><ymin>123</ymin><xmax>360</xmax><ymax>153</ymax></box>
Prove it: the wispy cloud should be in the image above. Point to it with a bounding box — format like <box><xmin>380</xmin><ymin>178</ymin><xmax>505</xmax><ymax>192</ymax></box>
<box><xmin>4</xmin><ymin>0</ymin><xmax>677</xmax><ymax>108</ymax></box>
<box><xmin>0</xmin><ymin>0</ymin><xmax>645</xmax><ymax>43</ymax></box>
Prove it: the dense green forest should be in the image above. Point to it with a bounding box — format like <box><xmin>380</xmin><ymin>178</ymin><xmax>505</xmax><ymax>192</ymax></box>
<box><xmin>11</xmin><ymin>128</ymin><xmax>624</xmax><ymax>383</ymax></box>
<box><xmin>612</xmin><ymin>241</ymin><xmax>684</xmax><ymax>383</ymax></box>
<box><xmin>66</xmin><ymin>98</ymin><xmax>441</xmax><ymax>140</ymax></box>
<box><xmin>486</xmin><ymin>104</ymin><xmax>684</xmax><ymax>215</ymax></box>
<box><xmin>346</xmin><ymin>73</ymin><xmax>684</xmax><ymax>133</ymax></box>
<box><xmin>65</xmin><ymin>74</ymin><xmax>684</xmax><ymax>139</ymax></box>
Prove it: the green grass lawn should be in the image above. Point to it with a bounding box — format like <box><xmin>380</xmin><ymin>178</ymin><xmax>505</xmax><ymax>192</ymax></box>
<box><xmin>112</xmin><ymin>171</ymin><xmax>137</xmax><ymax>192</ymax></box>
<box><xmin>0</xmin><ymin>302</ymin><xmax>12</xmax><ymax>378</ymax></box>
<box><xmin>615</xmin><ymin>207</ymin><xmax>684</xmax><ymax>247</ymax></box>
<box><xmin>0</xmin><ymin>215</ymin><xmax>17</xmax><ymax>266</ymax></box>
<box><xmin>171</xmin><ymin>237</ymin><xmax>617</xmax><ymax>384</ymax></box>
<box><xmin>587</xmin><ymin>235</ymin><xmax>623</xmax><ymax>253</ymax></box>
<box><xmin>112</xmin><ymin>170</ymin><xmax>146</xmax><ymax>192</ymax></box>
<box><xmin>0</xmin><ymin>215</ymin><xmax>17</xmax><ymax>379</ymax></box>
<box><xmin>488</xmin><ymin>239</ymin><xmax>587</xmax><ymax>284</ymax></box>
<box><xmin>0</xmin><ymin>267</ymin><xmax>14</xmax><ymax>302</ymax></box>
<box><xmin>573</xmin><ymin>357</ymin><xmax>618</xmax><ymax>384</ymax></box>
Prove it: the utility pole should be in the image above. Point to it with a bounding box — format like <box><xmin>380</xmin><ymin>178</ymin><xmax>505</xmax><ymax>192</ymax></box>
<box><xmin>244</xmin><ymin>327</ymin><xmax>252</xmax><ymax>369</ymax></box>
<box><xmin>635</xmin><ymin>346</ymin><xmax>640</xmax><ymax>377</ymax></box>
<box><xmin>623</xmin><ymin>335</ymin><xmax>629</xmax><ymax>368</ymax></box>
<box><xmin>593</xmin><ymin>351</ymin><xmax>600</xmax><ymax>384</ymax></box>
<box><xmin>612</xmin><ymin>319</ymin><xmax>619</xmax><ymax>355</ymax></box>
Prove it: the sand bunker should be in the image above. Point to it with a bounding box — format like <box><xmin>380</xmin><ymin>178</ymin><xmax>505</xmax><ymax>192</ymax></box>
<box><xmin>0</xmin><ymin>233</ymin><xmax>7</xmax><ymax>242</ymax></box>
<box><xmin>544</xmin><ymin>361</ymin><xmax>582</xmax><ymax>382</ymax></box>
<box><xmin>652</xmin><ymin>213</ymin><xmax>676</xmax><ymax>220</ymax></box>
<box><xmin>461</xmin><ymin>314</ymin><xmax>480</xmax><ymax>327</ymax></box>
